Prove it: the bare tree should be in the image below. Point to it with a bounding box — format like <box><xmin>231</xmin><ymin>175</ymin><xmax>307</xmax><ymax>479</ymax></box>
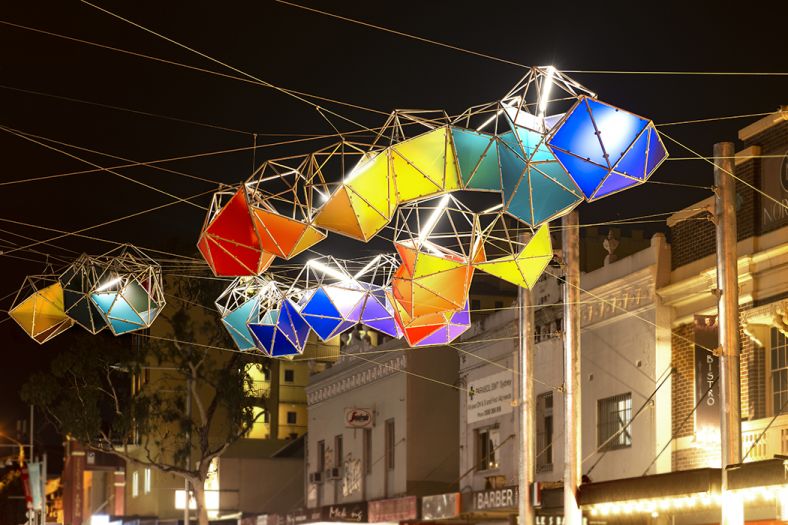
<box><xmin>23</xmin><ymin>274</ymin><xmax>267</xmax><ymax>525</ymax></box>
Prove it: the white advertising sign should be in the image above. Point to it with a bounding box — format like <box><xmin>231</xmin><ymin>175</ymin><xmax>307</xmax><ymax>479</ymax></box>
<box><xmin>467</xmin><ymin>371</ymin><xmax>513</xmax><ymax>423</ymax></box>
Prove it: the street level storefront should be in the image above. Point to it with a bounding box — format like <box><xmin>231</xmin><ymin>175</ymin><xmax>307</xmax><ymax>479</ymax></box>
<box><xmin>286</xmin><ymin>502</ymin><xmax>368</xmax><ymax>525</ymax></box>
<box><xmin>422</xmin><ymin>493</ymin><xmax>462</xmax><ymax>521</ymax></box>
<box><xmin>368</xmin><ymin>496</ymin><xmax>419</xmax><ymax>523</ymax></box>
<box><xmin>580</xmin><ymin>459</ymin><xmax>788</xmax><ymax>524</ymax></box>
<box><xmin>459</xmin><ymin>485</ymin><xmax>566</xmax><ymax>525</ymax></box>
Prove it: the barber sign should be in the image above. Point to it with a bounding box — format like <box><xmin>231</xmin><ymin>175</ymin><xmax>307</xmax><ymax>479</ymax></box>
<box><xmin>345</xmin><ymin>407</ymin><xmax>374</xmax><ymax>428</ymax></box>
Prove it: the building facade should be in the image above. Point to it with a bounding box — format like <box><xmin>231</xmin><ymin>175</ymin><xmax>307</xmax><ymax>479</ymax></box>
<box><xmin>304</xmin><ymin>342</ymin><xmax>460</xmax><ymax>519</ymax></box>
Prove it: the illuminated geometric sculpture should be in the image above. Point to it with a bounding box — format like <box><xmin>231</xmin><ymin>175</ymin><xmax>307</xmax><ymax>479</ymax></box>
<box><xmin>497</xmin><ymin>116</ymin><xmax>584</xmax><ymax>226</ymax></box>
<box><xmin>316</xmin><ymin>149</ymin><xmax>396</xmax><ymax>242</ymax></box>
<box><xmin>460</xmin><ymin>67</ymin><xmax>588</xmax><ymax>226</ymax></box>
<box><xmin>389</xmin><ymin>125</ymin><xmax>462</xmax><ymax>203</ymax></box>
<box><xmin>197</xmin><ymin>186</ymin><xmax>276</xmax><ymax>276</ymax></box>
<box><xmin>59</xmin><ymin>253</ymin><xmax>108</xmax><ymax>334</ymax></box>
<box><xmin>215</xmin><ymin>275</ymin><xmax>271</xmax><ymax>351</ymax></box>
<box><xmin>8</xmin><ymin>273</ymin><xmax>74</xmax><ymax>344</ymax></box>
<box><xmin>296</xmin><ymin>258</ymin><xmax>365</xmax><ymax>341</ymax></box>
<box><xmin>90</xmin><ymin>246</ymin><xmax>165</xmax><ymax>336</ymax></box>
<box><xmin>249</xmin><ymin>298</ymin><xmax>311</xmax><ymax>358</ymax></box>
<box><xmin>451</xmin><ymin>127</ymin><xmax>501</xmax><ymax>191</ymax></box>
<box><xmin>547</xmin><ymin>95</ymin><xmax>668</xmax><ymax>200</ymax></box>
<box><xmin>354</xmin><ymin>255</ymin><xmax>402</xmax><ymax>339</ymax></box>
<box><xmin>391</xmin><ymin>195</ymin><xmax>485</xmax><ymax>319</ymax></box>
<box><xmin>240</xmin><ymin>279</ymin><xmax>311</xmax><ymax>357</ymax></box>
<box><xmin>316</xmin><ymin>112</ymin><xmax>463</xmax><ymax>242</ymax></box>
<box><xmin>358</xmin><ymin>286</ymin><xmax>401</xmax><ymax>338</ymax></box>
<box><xmin>293</xmin><ymin>255</ymin><xmax>403</xmax><ymax>341</ymax></box>
<box><xmin>475</xmin><ymin>222</ymin><xmax>554</xmax><ymax>288</ymax></box>
<box><xmin>245</xmin><ymin>157</ymin><xmax>328</xmax><ymax>258</ymax></box>
<box><xmin>390</xmin><ymin>295</ymin><xmax>471</xmax><ymax>347</ymax></box>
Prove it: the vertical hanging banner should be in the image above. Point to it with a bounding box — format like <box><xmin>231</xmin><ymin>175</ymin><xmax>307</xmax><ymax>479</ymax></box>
<box><xmin>694</xmin><ymin>314</ymin><xmax>720</xmax><ymax>441</ymax></box>
<box><xmin>28</xmin><ymin>462</ymin><xmax>43</xmax><ymax>511</ymax></box>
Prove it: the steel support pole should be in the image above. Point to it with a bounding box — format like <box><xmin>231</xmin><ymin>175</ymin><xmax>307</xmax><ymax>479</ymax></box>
<box><xmin>29</xmin><ymin>405</ymin><xmax>34</xmax><ymax>525</ymax></box>
<box><xmin>185</xmin><ymin>376</ymin><xmax>192</xmax><ymax>525</ymax></box>
<box><xmin>518</xmin><ymin>264</ymin><xmax>535</xmax><ymax>525</ymax></box>
<box><xmin>562</xmin><ymin>211</ymin><xmax>582</xmax><ymax>525</ymax></box>
<box><xmin>715</xmin><ymin>142</ymin><xmax>742</xmax><ymax>525</ymax></box>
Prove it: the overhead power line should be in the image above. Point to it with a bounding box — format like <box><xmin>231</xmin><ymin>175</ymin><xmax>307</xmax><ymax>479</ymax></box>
<box><xmin>275</xmin><ymin>1</ymin><xmax>788</xmax><ymax>77</ymax></box>
<box><xmin>0</xmin><ymin>84</ymin><xmax>254</xmax><ymax>136</ymax></box>
<box><xmin>0</xmin><ymin>20</ymin><xmax>389</xmax><ymax>118</ymax></box>
<box><xmin>80</xmin><ymin>1</ymin><xmax>375</xmax><ymax>131</ymax></box>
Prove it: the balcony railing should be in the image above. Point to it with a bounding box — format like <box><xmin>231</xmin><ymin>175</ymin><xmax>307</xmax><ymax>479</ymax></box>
<box><xmin>741</xmin><ymin>413</ymin><xmax>788</xmax><ymax>462</ymax></box>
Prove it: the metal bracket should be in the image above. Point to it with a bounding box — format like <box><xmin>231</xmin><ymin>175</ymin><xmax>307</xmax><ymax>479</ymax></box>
<box><xmin>712</xmin><ymin>346</ymin><xmax>723</xmax><ymax>358</ymax></box>
<box><xmin>711</xmin><ymin>288</ymin><xmax>723</xmax><ymax>299</ymax></box>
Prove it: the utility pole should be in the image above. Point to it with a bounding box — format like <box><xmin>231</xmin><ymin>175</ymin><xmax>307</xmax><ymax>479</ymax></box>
<box><xmin>562</xmin><ymin>211</ymin><xmax>582</xmax><ymax>525</ymax></box>
<box><xmin>29</xmin><ymin>405</ymin><xmax>35</xmax><ymax>525</ymax></box>
<box><xmin>714</xmin><ymin>141</ymin><xmax>742</xmax><ymax>525</ymax></box>
<box><xmin>29</xmin><ymin>405</ymin><xmax>34</xmax><ymax>464</ymax></box>
<box><xmin>518</xmin><ymin>250</ymin><xmax>535</xmax><ymax>525</ymax></box>
<box><xmin>185</xmin><ymin>374</ymin><xmax>192</xmax><ymax>525</ymax></box>
<box><xmin>41</xmin><ymin>452</ymin><xmax>47</xmax><ymax>525</ymax></box>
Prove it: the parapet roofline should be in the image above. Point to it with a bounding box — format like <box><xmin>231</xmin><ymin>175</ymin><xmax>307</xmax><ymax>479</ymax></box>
<box><xmin>738</xmin><ymin>106</ymin><xmax>788</xmax><ymax>142</ymax></box>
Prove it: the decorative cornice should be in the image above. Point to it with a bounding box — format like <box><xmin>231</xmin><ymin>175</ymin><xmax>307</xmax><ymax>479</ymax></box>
<box><xmin>580</xmin><ymin>268</ymin><xmax>657</xmax><ymax>328</ymax></box>
<box><xmin>307</xmin><ymin>355</ymin><xmax>407</xmax><ymax>406</ymax></box>
<box><xmin>742</xmin><ymin>300</ymin><xmax>788</xmax><ymax>345</ymax></box>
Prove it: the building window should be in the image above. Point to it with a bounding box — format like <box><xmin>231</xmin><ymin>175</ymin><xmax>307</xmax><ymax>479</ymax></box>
<box><xmin>494</xmin><ymin>300</ymin><xmax>503</xmax><ymax>310</ymax></box>
<box><xmin>363</xmin><ymin>428</ymin><xmax>372</xmax><ymax>474</ymax></box>
<box><xmin>597</xmin><ymin>393</ymin><xmax>632</xmax><ymax>450</ymax></box>
<box><xmin>471</xmin><ymin>299</ymin><xmax>481</xmax><ymax>312</ymax></box>
<box><xmin>245</xmin><ymin>363</ymin><xmax>266</xmax><ymax>398</ymax></box>
<box><xmin>536</xmin><ymin>392</ymin><xmax>553</xmax><ymax>471</ymax></box>
<box><xmin>476</xmin><ymin>426</ymin><xmax>500</xmax><ymax>471</ymax></box>
<box><xmin>385</xmin><ymin>419</ymin><xmax>395</xmax><ymax>470</ymax></box>
<box><xmin>131</xmin><ymin>470</ymin><xmax>139</xmax><ymax>498</ymax></box>
<box><xmin>335</xmin><ymin>434</ymin><xmax>343</xmax><ymax>469</ymax></box>
<box><xmin>143</xmin><ymin>468</ymin><xmax>151</xmax><ymax>494</ymax></box>
<box><xmin>317</xmin><ymin>440</ymin><xmax>325</xmax><ymax>472</ymax></box>
<box><xmin>284</xmin><ymin>369</ymin><xmax>295</xmax><ymax>383</ymax></box>
<box><xmin>772</xmin><ymin>329</ymin><xmax>788</xmax><ymax>415</ymax></box>
<box><xmin>286</xmin><ymin>411</ymin><xmax>297</xmax><ymax>425</ymax></box>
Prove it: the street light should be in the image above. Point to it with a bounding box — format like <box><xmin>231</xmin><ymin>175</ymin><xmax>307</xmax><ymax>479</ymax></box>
<box><xmin>0</xmin><ymin>431</ymin><xmax>26</xmax><ymax>465</ymax></box>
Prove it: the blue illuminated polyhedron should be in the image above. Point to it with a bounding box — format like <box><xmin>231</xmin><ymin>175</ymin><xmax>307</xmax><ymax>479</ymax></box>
<box><xmin>547</xmin><ymin>95</ymin><xmax>668</xmax><ymax>201</ymax></box>
<box><xmin>249</xmin><ymin>299</ymin><xmax>311</xmax><ymax>357</ymax></box>
<box><xmin>215</xmin><ymin>276</ymin><xmax>270</xmax><ymax>351</ymax></box>
<box><xmin>89</xmin><ymin>246</ymin><xmax>165</xmax><ymax>336</ymax></box>
<box><xmin>496</xmin><ymin>108</ymin><xmax>585</xmax><ymax>226</ymax></box>
<box><xmin>300</xmin><ymin>283</ymin><xmax>365</xmax><ymax>342</ymax></box>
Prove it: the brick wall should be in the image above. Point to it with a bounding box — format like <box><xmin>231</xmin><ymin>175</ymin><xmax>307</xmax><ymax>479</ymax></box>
<box><xmin>744</xmin><ymin>120</ymin><xmax>788</xmax><ymax>152</ymax></box>
<box><xmin>671</xmin><ymin>323</ymin><xmax>695</xmax><ymax>439</ymax></box>
<box><xmin>671</xmin><ymin>304</ymin><xmax>762</xmax><ymax>471</ymax></box>
<box><xmin>672</xmin><ymin>446</ymin><xmax>719</xmax><ymax>472</ymax></box>
<box><xmin>669</xmin><ymin>160</ymin><xmax>758</xmax><ymax>270</ymax></box>
<box><xmin>670</xmin><ymin>213</ymin><xmax>716</xmax><ymax>269</ymax></box>
<box><xmin>669</xmin><ymin>119</ymin><xmax>788</xmax><ymax>270</ymax></box>
<box><xmin>748</xmin><ymin>120</ymin><xmax>788</xmax><ymax>235</ymax></box>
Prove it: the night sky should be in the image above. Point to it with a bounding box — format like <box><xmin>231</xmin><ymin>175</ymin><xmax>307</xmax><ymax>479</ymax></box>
<box><xmin>1</xmin><ymin>1</ymin><xmax>786</xmax><ymax>443</ymax></box>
